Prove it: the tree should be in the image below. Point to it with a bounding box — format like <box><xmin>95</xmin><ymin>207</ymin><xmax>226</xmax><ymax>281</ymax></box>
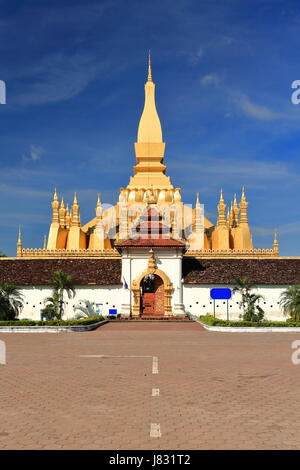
<box><xmin>41</xmin><ymin>292</ymin><xmax>60</xmax><ymax>320</ymax></box>
<box><xmin>232</xmin><ymin>276</ymin><xmax>255</xmax><ymax>315</ymax></box>
<box><xmin>74</xmin><ymin>299</ymin><xmax>97</xmax><ymax>319</ymax></box>
<box><xmin>0</xmin><ymin>283</ymin><xmax>24</xmax><ymax>320</ymax></box>
<box><xmin>232</xmin><ymin>276</ymin><xmax>265</xmax><ymax>322</ymax></box>
<box><xmin>50</xmin><ymin>270</ymin><xmax>75</xmax><ymax>320</ymax></box>
<box><xmin>0</xmin><ymin>251</ymin><xmax>6</xmax><ymax>257</ymax></box>
<box><xmin>279</xmin><ymin>285</ymin><xmax>300</xmax><ymax>321</ymax></box>
<box><xmin>242</xmin><ymin>293</ymin><xmax>265</xmax><ymax>322</ymax></box>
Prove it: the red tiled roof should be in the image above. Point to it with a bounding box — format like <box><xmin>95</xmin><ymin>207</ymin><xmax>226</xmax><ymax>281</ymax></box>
<box><xmin>0</xmin><ymin>258</ymin><xmax>122</xmax><ymax>286</ymax></box>
<box><xmin>183</xmin><ymin>258</ymin><xmax>300</xmax><ymax>285</ymax></box>
<box><xmin>115</xmin><ymin>237</ymin><xmax>186</xmax><ymax>249</ymax></box>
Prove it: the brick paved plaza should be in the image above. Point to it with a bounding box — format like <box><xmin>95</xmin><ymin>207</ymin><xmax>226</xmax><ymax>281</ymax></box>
<box><xmin>0</xmin><ymin>322</ymin><xmax>300</xmax><ymax>450</ymax></box>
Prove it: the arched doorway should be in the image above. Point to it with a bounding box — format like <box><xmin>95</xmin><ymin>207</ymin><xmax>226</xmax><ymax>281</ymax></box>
<box><xmin>141</xmin><ymin>274</ymin><xmax>164</xmax><ymax>317</ymax></box>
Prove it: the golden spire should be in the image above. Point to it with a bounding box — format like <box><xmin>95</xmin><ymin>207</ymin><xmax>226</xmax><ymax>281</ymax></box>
<box><xmin>148</xmin><ymin>50</ymin><xmax>152</xmax><ymax>82</ymax></box>
<box><xmin>43</xmin><ymin>234</ymin><xmax>47</xmax><ymax>249</ymax></box>
<box><xmin>71</xmin><ymin>192</ymin><xmax>81</xmax><ymax>227</ymax></box>
<box><xmin>233</xmin><ymin>193</ymin><xmax>239</xmax><ymax>227</ymax></box>
<box><xmin>97</xmin><ymin>192</ymin><xmax>101</xmax><ymax>206</ymax></box>
<box><xmin>148</xmin><ymin>248</ymin><xmax>157</xmax><ymax>271</ymax></box>
<box><xmin>17</xmin><ymin>226</ymin><xmax>22</xmax><ymax>256</ymax></box>
<box><xmin>65</xmin><ymin>204</ymin><xmax>71</xmax><ymax>229</ymax></box>
<box><xmin>241</xmin><ymin>185</ymin><xmax>246</xmax><ymax>201</ymax></box>
<box><xmin>137</xmin><ymin>52</ymin><xmax>163</xmax><ymax>143</ymax></box>
<box><xmin>51</xmin><ymin>189</ymin><xmax>60</xmax><ymax>223</ymax></box>
<box><xmin>217</xmin><ymin>189</ymin><xmax>227</xmax><ymax>226</ymax></box>
<box><xmin>95</xmin><ymin>192</ymin><xmax>103</xmax><ymax>219</ymax></box>
<box><xmin>59</xmin><ymin>197</ymin><xmax>67</xmax><ymax>228</ymax></box>
<box><xmin>196</xmin><ymin>192</ymin><xmax>200</xmax><ymax>206</ymax></box>
<box><xmin>273</xmin><ymin>230</ymin><xmax>279</xmax><ymax>254</ymax></box>
<box><xmin>239</xmin><ymin>186</ymin><xmax>248</xmax><ymax>224</ymax></box>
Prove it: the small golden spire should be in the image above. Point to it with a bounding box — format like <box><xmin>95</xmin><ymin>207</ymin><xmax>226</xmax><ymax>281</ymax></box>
<box><xmin>65</xmin><ymin>204</ymin><xmax>71</xmax><ymax>229</ymax></box>
<box><xmin>196</xmin><ymin>192</ymin><xmax>200</xmax><ymax>205</ymax></box>
<box><xmin>148</xmin><ymin>248</ymin><xmax>157</xmax><ymax>271</ymax></box>
<box><xmin>71</xmin><ymin>192</ymin><xmax>81</xmax><ymax>227</ymax></box>
<box><xmin>239</xmin><ymin>187</ymin><xmax>249</xmax><ymax>224</ymax></box>
<box><xmin>17</xmin><ymin>226</ymin><xmax>22</xmax><ymax>244</ymax></box>
<box><xmin>273</xmin><ymin>230</ymin><xmax>279</xmax><ymax>253</ymax></box>
<box><xmin>17</xmin><ymin>226</ymin><xmax>22</xmax><ymax>256</ymax></box>
<box><xmin>54</xmin><ymin>188</ymin><xmax>58</xmax><ymax>201</ymax></box>
<box><xmin>60</xmin><ymin>197</ymin><xmax>65</xmax><ymax>208</ymax></box>
<box><xmin>241</xmin><ymin>186</ymin><xmax>246</xmax><ymax>201</ymax></box>
<box><xmin>217</xmin><ymin>189</ymin><xmax>226</xmax><ymax>226</ymax></box>
<box><xmin>96</xmin><ymin>192</ymin><xmax>103</xmax><ymax>218</ymax></box>
<box><xmin>148</xmin><ymin>50</ymin><xmax>152</xmax><ymax>82</ymax></box>
<box><xmin>43</xmin><ymin>235</ymin><xmax>47</xmax><ymax>249</ymax></box>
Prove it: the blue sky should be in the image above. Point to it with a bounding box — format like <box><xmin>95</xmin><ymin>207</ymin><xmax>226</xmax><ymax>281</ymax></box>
<box><xmin>1</xmin><ymin>0</ymin><xmax>300</xmax><ymax>256</ymax></box>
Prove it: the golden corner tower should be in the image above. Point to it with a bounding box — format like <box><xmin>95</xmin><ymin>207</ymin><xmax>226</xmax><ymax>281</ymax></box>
<box><xmin>17</xmin><ymin>53</ymin><xmax>279</xmax><ymax>259</ymax></box>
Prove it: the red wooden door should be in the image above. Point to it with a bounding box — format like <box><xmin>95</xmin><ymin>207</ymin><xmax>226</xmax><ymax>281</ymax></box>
<box><xmin>142</xmin><ymin>276</ymin><xmax>164</xmax><ymax>316</ymax></box>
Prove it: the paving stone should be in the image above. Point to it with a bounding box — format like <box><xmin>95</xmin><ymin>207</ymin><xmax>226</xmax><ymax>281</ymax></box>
<box><xmin>0</xmin><ymin>322</ymin><xmax>299</xmax><ymax>449</ymax></box>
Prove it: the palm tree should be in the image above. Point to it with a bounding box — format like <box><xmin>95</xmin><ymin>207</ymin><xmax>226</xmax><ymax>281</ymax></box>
<box><xmin>0</xmin><ymin>283</ymin><xmax>24</xmax><ymax>320</ymax></box>
<box><xmin>41</xmin><ymin>291</ymin><xmax>60</xmax><ymax>320</ymax></box>
<box><xmin>74</xmin><ymin>299</ymin><xmax>97</xmax><ymax>319</ymax></box>
<box><xmin>232</xmin><ymin>276</ymin><xmax>256</xmax><ymax>314</ymax></box>
<box><xmin>242</xmin><ymin>292</ymin><xmax>265</xmax><ymax>322</ymax></box>
<box><xmin>232</xmin><ymin>276</ymin><xmax>265</xmax><ymax>321</ymax></box>
<box><xmin>279</xmin><ymin>285</ymin><xmax>300</xmax><ymax>321</ymax></box>
<box><xmin>50</xmin><ymin>270</ymin><xmax>75</xmax><ymax>320</ymax></box>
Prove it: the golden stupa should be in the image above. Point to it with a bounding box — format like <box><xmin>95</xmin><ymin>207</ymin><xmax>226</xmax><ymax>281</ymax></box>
<box><xmin>17</xmin><ymin>54</ymin><xmax>278</xmax><ymax>259</ymax></box>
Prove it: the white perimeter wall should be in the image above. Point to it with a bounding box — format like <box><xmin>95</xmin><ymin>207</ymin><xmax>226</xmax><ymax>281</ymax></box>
<box><xmin>18</xmin><ymin>285</ymin><xmax>123</xmax><ymax>320</ymax></box>
<box><xmin>183</xmin><ymin>284</ymin><xmax>289</xmax><ymax>321</ymax></box>
<box><xmin>17</xmin><ymin>281</ymin><xmax>290</xmax><ymax>321</ymax></box>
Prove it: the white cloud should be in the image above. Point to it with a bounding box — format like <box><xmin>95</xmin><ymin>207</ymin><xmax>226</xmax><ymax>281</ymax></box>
<box><xmin>201</xmin><ymin>73</ymin><xmax>221</xmax><ymax>86</ymax></box>
<box><xmin>22</xmin><ymin>145</ymin><xmax>45</xmax><ymax>162</ymax></box>
<box><xmin>171</xmin><ymin>157</ymin><xmax>289</xmax><ymax>181</ymax></box>
<box><xmin>12</xmin><ymin>52</ymin><xmax>109</xmax><ymax>105</ymax></box>
<box><xmin>0</xmin><ymin>184</ymin><xmax>50</xmax><ymax>199</ymax></box>
<box><xmin>253</xmin><ymin>221</ymin><xmax>300</xmax><ymax>236</ymax></box>
<box><xmin>232</xmin><ymin>92</ymin><xmax>282</xmax><ymax>121</ymax></box>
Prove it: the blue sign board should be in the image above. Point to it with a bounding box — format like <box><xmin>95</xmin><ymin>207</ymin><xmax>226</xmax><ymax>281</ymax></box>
<box><xmin>108</xmin><ymin>309</ymin><xmax>117</xmax><ymax>315</ymax></box>
<box><xmin>210</xmin><ymin>288</ymin><xmax>232</xmax><ymax>300</ymax></box>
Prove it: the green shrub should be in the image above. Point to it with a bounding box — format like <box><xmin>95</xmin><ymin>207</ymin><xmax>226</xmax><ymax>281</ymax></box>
<box><xmin>199</xmin><ymin>315</ymin><xmax>300</xmax><ymax>328</ymax></box>
<box><xmin>0</xmin><ymin>316</ymin><xmax>104</xmax><ymax>327</ymax></box>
